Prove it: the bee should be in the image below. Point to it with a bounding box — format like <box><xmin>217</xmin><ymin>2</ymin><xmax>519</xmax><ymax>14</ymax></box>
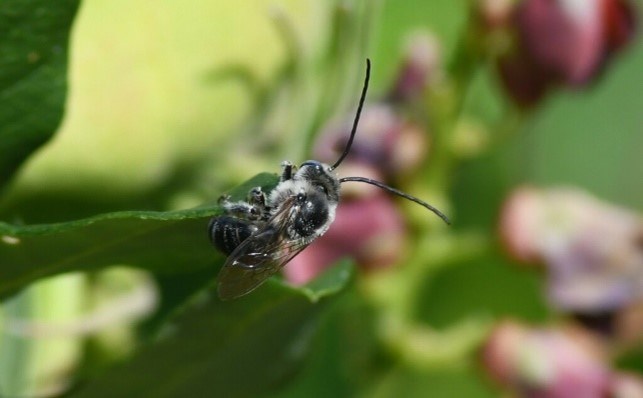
<box><xmin>209</xmin><ymin>59</ymin><xmax>450</xmax><ymax>300</ymax></box>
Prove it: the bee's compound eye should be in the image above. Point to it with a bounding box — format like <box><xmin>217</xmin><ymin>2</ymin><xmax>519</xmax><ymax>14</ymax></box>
<box><xmin>300</xmin><ymin>160</ymin><xmax>324</xmax><ymax>173</ymax></box>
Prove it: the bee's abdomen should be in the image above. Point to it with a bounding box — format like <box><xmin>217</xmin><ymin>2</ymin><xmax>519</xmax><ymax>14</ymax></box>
<box><xmin>208</xmin><ymin>216</ymin><xmax>259</xmax><ymax>256</ymax></box>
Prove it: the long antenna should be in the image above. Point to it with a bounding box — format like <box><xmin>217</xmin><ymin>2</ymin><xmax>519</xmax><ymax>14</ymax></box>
<box><xmin>339</xmin><ymin>176</ymin><xmax>451</xmax><ymax>225</ymax></box>
<box><xmin>330</xmin><ymin>58</ymin><xmax>371</xmax><ymax>171</ymax></box>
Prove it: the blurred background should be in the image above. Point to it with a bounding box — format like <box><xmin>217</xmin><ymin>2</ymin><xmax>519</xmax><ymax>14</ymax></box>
<box><xmin>0</xmin><ymin>0</ymin><xmax>642</xmax><ymax>396</ymax></box>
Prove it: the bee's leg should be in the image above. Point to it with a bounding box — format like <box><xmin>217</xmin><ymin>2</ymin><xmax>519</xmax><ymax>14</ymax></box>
<box><xmin>218</xmin><ymin>194</ymin><xmax>232</xmax><ymax>205</ymax></box>
<box><xmin>248</xmin><ymin>187</ymin><xmax>266</xmax><ymax>207</ymax></box>
<box><xmin>218</xmin><ymin>193</ymin><xmax>263</xmax><ymax>221</ymax></box>
<box><xmin>247</xmin><ymin>187</ymin><xmax>270</xmax><ymax>219</ymax></box>
<box><xmin>280</xmin><ymin>161</ymin><xmax>297</xmax><ymax>181</ymax></box>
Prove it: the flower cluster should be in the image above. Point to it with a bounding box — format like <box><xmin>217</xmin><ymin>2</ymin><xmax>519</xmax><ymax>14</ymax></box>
<box><xmin>477</xmin><ymin>0</ymin><xmax>636</xmax><ymax>107</ymax></box>
<box><xmin>482</xmin><ymin>320</ymin><xmax>643</xmax><ymax>397</ymax></box>
<box><xmin>499</xmin><ymin>186</ymin><xmax>643</xmax><ymax>316</ymax></box>
<box><xmin>490</xmin><ymin>187</ymin><xmax>643</xmax><ymax>396</ymax></box>
<box><xmin>476</xmin><ymin>1</ymin><xmax>641</xmax><ymax>394</ymax></box>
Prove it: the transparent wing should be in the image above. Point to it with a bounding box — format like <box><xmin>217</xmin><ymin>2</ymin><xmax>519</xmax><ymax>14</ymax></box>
<box><xmin>217</xmin><ymin>198</ymin><xmax>311</xmax><ymax>300</ymax></box>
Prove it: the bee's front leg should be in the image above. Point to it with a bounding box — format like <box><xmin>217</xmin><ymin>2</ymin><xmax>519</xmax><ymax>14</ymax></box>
<box><xmin>248</xmin><ymin>187</ymin><xmax>266</xmax><ymax>207</ymax></box>
<box><xmin>280</xmin><ymin>161</ymin><xmax>297</xmax><ymax>182</ymax></box>
<box><xmin>248</xmin><ymin>186</ymin><xmax>271</xmax><ymax>220</ymax></box>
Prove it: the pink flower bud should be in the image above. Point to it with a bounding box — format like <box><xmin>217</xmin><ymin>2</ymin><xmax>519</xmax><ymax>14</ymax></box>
<box><xmin>388</xmin><ymin>31</ymin><xmax>442</xmax><ymax>103</ymax></box>
<box><xmin>499</xmin><ymin>186</ymin><xmax>643</xmax><ymax>312</ymax></box>
<box><xmin>499</xmin><ymin>186</ymin><xmax>545</xmax><ymax>264</ymax></box>
<box><xmin>482</xmin><ymin>321</ymin><xmax>611</xmax><ymax>398</ymax></box>
<box><xmin>496</xmin><ymin>0</ymin><xmax>636</xmax><ymax>107</ymax></box>
<box><xmin>314</xmin><ymin>104</ymin><xmax>429</xmax><ymax>179</ymax></box>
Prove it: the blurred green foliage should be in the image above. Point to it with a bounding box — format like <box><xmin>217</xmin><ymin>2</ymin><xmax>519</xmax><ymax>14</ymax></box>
<box><xmin>0</xmin><ymin>0</ymin><xmax>79</xmax><ymax>191</ymax></box>
<box><xmin>0</xmin><ymin>0</ymin><xmax>641</xmax><ymax>397</ymax></box>
<box><xmin>70</xmin><ymin>263</ymin><xmax>353</xmax><ymax>398</ymax></box>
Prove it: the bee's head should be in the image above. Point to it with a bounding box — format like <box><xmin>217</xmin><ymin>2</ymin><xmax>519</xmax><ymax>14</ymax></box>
<box><xmin>295</xmin><ymin>160</ymin><xmax>340</xmax><ymax>203</ymax></box>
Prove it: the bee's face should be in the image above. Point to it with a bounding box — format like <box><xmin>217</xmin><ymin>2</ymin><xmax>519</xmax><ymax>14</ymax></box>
<box><xmin>296</xmin><ymin>160</ymin><xmax>341</xmax><ymax>204</ymax></box>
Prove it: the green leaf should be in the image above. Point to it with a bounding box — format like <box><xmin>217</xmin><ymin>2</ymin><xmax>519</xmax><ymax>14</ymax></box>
<box><xmin>0</xmin><ymin>173</ymin><xmax>278</xmax><ymax>301</ymax></box>
<box><xmin>270</xmin><ymin>286</ymin><xmax>382</xmax><ymax>398</ymax></box>
<box><xmin>295</xmin><ymin>259</ymin><xmax>354</xmax><ymax>303</ymax></box>
<box><xmin>0</xmin><ymin>0</ymin><xmax>80</xmax><ymax>190</ymax></box>
<box><xmin>367</xmin><ymin>366</ymin><xmax>496</xmax><ymax>398</ymax></box>
<box><xmin>69</xmin><ymin>262</ymin><xmax>354</xmax><ymax>398</ymax></box>
<box><xmin>416</xmin><ymin>251</ymin><xmax>550</xmax><ymax>328</ymax></box>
